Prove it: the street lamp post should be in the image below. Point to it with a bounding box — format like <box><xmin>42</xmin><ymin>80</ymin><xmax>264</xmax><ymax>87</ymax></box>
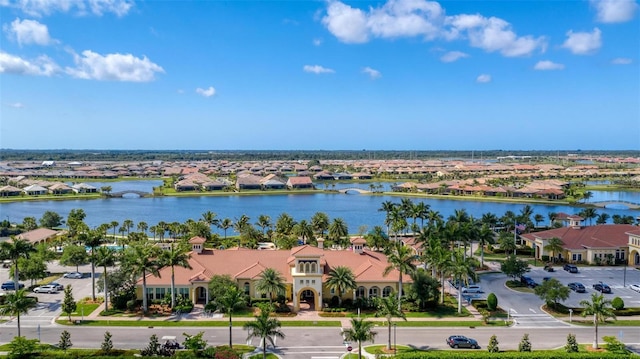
<box><xmin>569</xmin><ymin>309</ymin><xmax>573</xmax><ymax>323</ymax></box>
<box><xmin>393</xmin><ymin>323</ymin><xmax>397</xmax><ymax>354</ymax></box>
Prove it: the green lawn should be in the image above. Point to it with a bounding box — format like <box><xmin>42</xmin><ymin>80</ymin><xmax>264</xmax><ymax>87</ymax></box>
<box><xmin>61</xmin><ymin>301</ymin><xmax>101</xmax><ymax>318</ymax></box>
<box><xmin>56</xmin><ymin>319</ymin><xmax>343</xmax><ymax>327</ymax></box>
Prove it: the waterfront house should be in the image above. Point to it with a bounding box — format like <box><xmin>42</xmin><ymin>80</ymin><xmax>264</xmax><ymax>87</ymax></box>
<box><xmin>71</xmin><ymin>183</ymin><xmax>98</xmax><ymax>193</ymax></box>
<box><xmin>0</xmin><ymin>185</ymin><xmax>22</xmax><ymax>197</ymax></box>
<box><xmin>286</xmin><ymin>176</ymin><xmax>314</xmax><ymax>189</ymax></box>
<box><xmin>15</xmin><ymin>228</ymin><xmax>62</xmax><ymax>245</ymax></box>
<box><xmin>23</xmin><ymin>184</ymin><xmax>48</xmax><ymax>196</ymax></box>
<box><xmin>520</xmin><ymin>222</ymin><xmax>638</xmax><ymax>265</ymax></box>
<box><xmin>235</xmin><ymin>174</ymin><xmax>262</xmax><ymax>190</ymax></box>
<box><xmin>136</xmin><ymin>237</ymin><xmax>411</xmax><ymax>311</ymax></box>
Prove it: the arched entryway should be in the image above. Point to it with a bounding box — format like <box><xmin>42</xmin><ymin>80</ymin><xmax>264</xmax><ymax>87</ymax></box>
<box><xmin>297</xmin><ymin>288</ymin><xmax>318</xmax><ymax>311</ymax></box>
<box><xmin>633</xmin><ymin>250</ymin><xmax>640</xmax><ymax>266</ymax></box>
<box><xmin>194</xmin><ymin>286</ymin><xmax>208</xmax><ymax>304</ymax></box>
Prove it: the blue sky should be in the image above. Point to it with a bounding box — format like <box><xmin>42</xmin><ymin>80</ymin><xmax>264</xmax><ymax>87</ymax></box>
<box><xmin>1</xmin><ymin>0</ymin><xmax>638</xmax><ymax>151</ymax></box>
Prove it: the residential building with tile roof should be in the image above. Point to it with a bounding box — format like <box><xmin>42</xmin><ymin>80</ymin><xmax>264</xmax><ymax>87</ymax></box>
<box><xmin>137</xmin><ymin>238</ymin><xmax>412</xmax><ymax>311</ymax></box>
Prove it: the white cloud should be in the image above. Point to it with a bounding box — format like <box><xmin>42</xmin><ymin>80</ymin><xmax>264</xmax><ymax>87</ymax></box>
<box><xmin>312</xmin><ymin>38</ymin><xmax>322</xmax><ymax>46</ymax></box>
<box><xmin>9</xmin><ymin>102</ymin><xmax>25</xmax><ymax>108</ymax></box>
<box><xmin>440</xmin><ymin>50</ymin><xmax>468</xmax><ymax>62</ymax></box>
<box><xmin>4</xmin><ymin>18</ymin><xmax>54</xmax><ymax>46</ymax></box>
<box><xmin>2</xmin><ymin>0</ymin><xmax>134</xmax><ymax>17</ymax></box>
<box><xmin>303</xmin><ymin>64</ymin><xmax>335</xmax><ymax>74</ymax></box>
<box><xmin>448</xmin><ymin>15</ymin><xmax>546</xmax><ymax>57</ymax></box>
<box><xmin>322</xmin><ymin>0</ymin><xmax>545</xmax><ymax>57</ymax></box>
<box><xmin>591</xmin><ymin>0</ymin><xmax>638</xmax><ymax>23</ymax></box>
<box><xmin>362</xmin><ymin>66</ymin><xmax>381</xmax><ymax>79</ymax></box>
<box><xmin>196</xmin><ymin>86</ymin><xmax>216</xmax><ymax>97</ymax></box>
<box><xmin>0</xmin><ymin>51</ymin><xmax>59</xmax><ymax>76</ymax></box>
<box><xmin>611</xmin><ymin>57</ymin><xmax>633</xmax><ymax>64</ymax></box>
<box><xmin>322</xmin><ymin>1</ymin><xmax>369</xmax><ymax>43</ymax></box>
<box><xmin>476</xmin><ymin>74</ymin><xmax>491</xmax><ymax>83</ymax></box>
<box><xmin>66</xmin><ymin>50</ymin><xmax>164</xmax><ymax>82</ymax></box>
<box><xmin>534</xmin><ymin>60</ymin><xmax>565</xmax><ymax>70</ymax></box>
<box><xmin>562</xmin><ymin>28</ymin><xmax>602</xmax><ymax>55</ymax></box>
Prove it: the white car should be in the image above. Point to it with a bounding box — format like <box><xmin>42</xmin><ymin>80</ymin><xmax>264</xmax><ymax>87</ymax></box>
<box><xmin>33</xmin><ymin>285</ymin><xmax>59</xmax><ymax>294</ymax></box>
<box><xmin>630</xmin><ymin>284</ymin><xmax>640</xmax><ymax>293</ymax></box>
<box><xmin>63</xmin><ymin>272</ymin><xmax>83</xmax><ymax>279</ymax></box>
<box><xmin>461</xmin><ymin>285</ymin><xmax>482</xmax><ymax>294</ymax></box>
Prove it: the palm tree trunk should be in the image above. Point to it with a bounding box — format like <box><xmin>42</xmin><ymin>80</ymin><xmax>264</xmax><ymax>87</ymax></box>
<box><xmin>13</xmin><ymin>262</ymin><xmax>19</xmax><ymax>286</ymax></box>
<box><xmin>170</xmin><ymin>266</ymin><xmax>176</xmax><ymax>309</ymax></box>
<box><xmin>440</xmin><ymin>272</ymin><xmax>445</xmax><ymax>305</ymax></box>
<box><xmin>228</xmin><ymin>315</ymin><xmax>233</xmax><ymax>348</ymax></box>
<box><xmin>17</xmin><ymin>314</ymin><xmax>21</xmax><ymax>337</ymax></box>
<box><xmin>358</xmin><ymin>341</ymin><xmax>362</xmax><ymax>359</ymax></box>
<box><xmin>103</xmin><ymin>267</ymin><xmax>109</xmax><ymax>312</ymax></box>
<box><xmin>91</xmin><ymin>258</ymin><xmax>96</xmax><ymax>301</ymax></box>
<box><xmin>594</xmin><ymin>322</ymin><xmax>599</xmax><ymax>349</ymax></box>
<box><xmin>262</xmin><ymin>339</ymin><xmax>267</xmax><ymax>359</ymax></box>
<box><xmin>142</xmin><ymin>269</ymin><xmax>148</xmax><ymax>313</ymax></box>
<box><xmin>397</xmin><ymin>273</ymin><xmax>403</xmax><ymax>311</ymax></box>
<box><xmin>457</xmin><ymin>277</ymin><xmax>463</xmax><ymax>314</ymax></box>
<box><xmin>480</xmin><ymin>244</ymin><xmax>485</xmax><ymax>268</ymax></box>
<box><xmin>387</xmin><ymin>321</ymin><xmax>392</xmax><ymax>350</ymax></box>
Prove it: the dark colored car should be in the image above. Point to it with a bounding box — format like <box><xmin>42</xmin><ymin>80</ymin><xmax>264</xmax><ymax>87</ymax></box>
<box><xmin>543</xmin><ymin>265</ymin><xmax>555</xmax><ymax>272</ymax></box>
<box><xmin>563</xmin><ymin>264</ymin><xmax>579</xmax><ymax>273</ymax></box>
<box><xmin>520</xmin><ymin>276</ymin><xmax>538</xmax><ymax>288</ymax></box>
<box><xmin>568</xmin><ymin>282</ymin><xmax>586</xmax><ymax>293</ymax></box>
<box><xmin>593</xmin><ymin>282</ymin><xmax>612</xmax><ymax>294</ymax></box>
<box><xmin>447</xmin><ymin>335</ymin><xmax>480</xmax><ymax>349</ymax></box>
<box><xmin>49</xmin><ymin>282</ymin><xmax>64</xmax><ymax>291</ymax></box>
<box><xmin>1</xmin><ymin>281</ymin><xmax>25</xmax><ymax>290</ymax></box>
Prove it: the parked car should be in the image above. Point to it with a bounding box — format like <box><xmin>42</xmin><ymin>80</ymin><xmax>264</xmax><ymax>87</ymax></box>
<box><xmin>447</xmin><ymin>335</ymin><xmax>480</xmax><ymax>349</ymax></box>
<box><xmin>63</xmin><ymin>272</ymin><xmax>83</xmax><ymax>279</ymax></box>
<box><xmin>629</xmin><ymin>284</ymin><xmax>640</xmax><ymax>293</ymax></box>
<box><xmin>563</xmin><ymin>264</ymin><xmax>579</xmax><ymax>273</ymax></box>
<box><xmin>593</xmin><ymin>282</ymin><xmax>612</xmax><ymax>294</ymax></box>
<box><xmin>161</xmin><ymin>336</ymin><xmax>183</xmax><ymax>349</ymax></box>
<box><xmin>49</xmin><ymin>282</ymin><xmax>64</xmax><ymax>291</ymax></box>
<box><xmin>568</xmin><ymin>282</ymin><xmax>586</xmax><ymax>293</ymax></box>
<box><xmin>520</xmin><ymin>276</ymin><xmax>538</xmax><ymax>288</ymax></box>
<box><xmin>461</xmin><ymin>285</ymin><xmax>482</xmax><ymax>294</ymax></box>
<box><xmin>33</xmin><ymin>285</ymin><xmax>59</xmax><ymax>294</ymax></box>
<box><xmin>543</xmin><ymin>265</ymin><xmax>555</xmax><ymax>272</ymax></box>
<box><xmin>1</xmin><ymin>281</ymin><xmax>25</xmax><ymax>290</ymax></box>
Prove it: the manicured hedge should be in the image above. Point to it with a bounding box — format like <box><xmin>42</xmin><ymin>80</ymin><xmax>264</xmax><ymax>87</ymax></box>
<box><xmin>397</xmin><ymin>352</ymin><xmax>632</xmax><ymax>359</ymax></box>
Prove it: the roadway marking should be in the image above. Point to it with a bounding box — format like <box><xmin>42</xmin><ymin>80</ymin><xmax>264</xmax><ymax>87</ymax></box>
<box><xmin>529</xmin><ymin>308</ymin><xmax>537</xmax><ymax>314</ymax></box>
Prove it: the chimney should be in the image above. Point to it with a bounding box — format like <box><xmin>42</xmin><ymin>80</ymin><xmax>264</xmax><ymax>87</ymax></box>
<box><xmin>317</xmin><ymin>237</ymin><xmax>324</xmax><ymax>249</ymax></box>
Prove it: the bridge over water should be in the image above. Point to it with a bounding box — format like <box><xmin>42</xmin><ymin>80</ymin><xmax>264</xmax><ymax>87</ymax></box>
<box><xmin>591</xmin><ymin>200</ymin><xmax>640</xmax><ymax>209</ymax></box>
<box><xmin>108</xmin><ymin>190</ymin><xmax>151</xmax><ymax>198</ymax></box>
<box><xmin>338</xmin><ymin>188</ymin><xmax>372</xmax><ymax>194</ymax></box>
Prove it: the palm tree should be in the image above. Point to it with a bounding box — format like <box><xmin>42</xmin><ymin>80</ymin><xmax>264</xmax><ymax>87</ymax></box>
<box><xmin>582</xmin><ymin>191</ymin><xmax>593</xmax><ymax>203</ymax></box>
<box><xmin>481</xmin><ymin>212</ymin><xmax>498</xmax><ymax>230</ymax></box>
<box><xmin>275</xmin><ymin>213</ymin><xmax>296</xmax><ymax>238</ymax></box>
<box><xmin>94</xmin><ymin>246</ymin><xmax>117</xmax><ymax>311</ymax></box>
<box><xmin>215</xmin><ymin>285</ymin><xmax>247</xmax><ymax>348</ymax></box>
<box><xmin>159</xmin><ymin>241</ymin><xmax>192</xmax><ymax>309</ymax></box>
<box><xmin>83</xmin><ymin>229</ymin><xmax>104</xmax><ymax>301</ymax></box>
<box><xmin>293</xmin><ymin>219</ymin><xmax>314</xmax><ymax>244</ymax></box>
<box><xmin>123</xmin><ymin>241</ymin><xmax>161</xmax><ymax>313</ymax></box>
<box><xmin>383</xmin><ymin>242</ymin><xmax>416</xmax><ymax>310</ymax></box>
<box><xmin>343</xmin><ymin>318</ymin><xmax>377</xmax><ymax>359</ymax></box>
<box><xmin>0</xmin><ymin>238</ymin><xmax>35</xmax><ymax>285</ymax></box>
<box><xmin>123</xmin><ymin>219</ymin><xmax>134</xmax><ymax>236</ymax></box>
<box><xmin>544</xmin><ymin>237</ymin><xmax>565</xmax><ymax>263</ymax></box>
<box><xmin>243</xmin><ymin>307</ymin><xmax>285</xmax><ymax>359</ymax></box>
<box><xmin>311</xmin><ymin>212</ymin><xmax>330</xmax><ymax>237</ymax></box>
<box><xmin>137</xmin><ymin>221</ymin><xmax>148</xmax><ymax>234</ymax></box>
<box><xmin>548</xmin><ymin>212</ymin><xmax>557</xmax><ymax>228</ymax></box>
<box><xmin>256</xmin><ymin>215</ymin><xmax>272</xmax><ymax>237</ymax></box>
<box><xmin>378</xmin><ymin>201</ymin><xmax>396</xmax><ymax>237</ymax></box>
<box><xmin>476</xmin><ymin>224</ymin><xmax>495</xmax><ymax>268</ymax></box>
<box><xmin>580</xmin><ymin>293</ymin><xmax>616</xmax><ymax>349</ymax></box>
<box><xmin>375</xmin><ymin>295</ymin><xmax>406</xmax><ymax>351</ymax></box>
<box><xmin>596</xmin><ymin>213</ymin><xmax>610</xmax><ymax>225</ymax></box>
<box><xmin>234</xmin><ymin>215</ymin><xmax>251</xmax><ymax>236</ymax></box>
<box><xmin>110</xmin><ymin>221</ymin><xmax>119</xmax><ymax>239</ymax></box>
<box><xmin>413</xmin><ymin>202</ymin><xmax>430</xmax><ymax>229</ymax></box>
<box><xmin>0</xmin><ymin>289</ymin><xmax>36</xmax><ymax>337</ymax></box>
<box><xmin>255</xmin><ymin>268</ymin><xmax>285</xmax><ymax>304</ymax></box>
<box><xmin>533</xmin><ymin>214</ymin><xmax>544</xmax><ymax>228</ymax></box>
<box><xmin>326</xmin><ymin>266</ymin><xmax>357</xmax><ymax>306</ymax></box>
<box><xmin>328</xmin><ymin>218</ymin><xmax>348</xmax><ymax>248</ymax></box>
<box><xmin>201</xmin><ymin>211</ymin><xmax>219</xmax><ymax>230</ymax></box>
<box><xmin>580</xmin><ymin>208</ymin><xmax>598</xmax><ymax>226</ymax></box>
<box><xmin>220</xmin><ymin>218</ymin><xmax>233</xmax><ymax>240</ymax></box>
<box><xmin>449</xmin><ymin>250</ymin><xmax>477</xmax><ymax>314</ymax></box>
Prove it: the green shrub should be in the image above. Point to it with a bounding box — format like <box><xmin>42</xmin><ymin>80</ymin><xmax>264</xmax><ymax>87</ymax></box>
<box><xmin>487</xmin><ymin>293</ymin><xmax>498</xmax><ymax>311</ymax></box>
<box><xmin>518</xmin><ymin>333</ymin><xmax>532</xmax><ymax>352</ymax></box>
<box><xmin>8</xmin><ymin>336</ymin><xmax>40</xmax><ymax>358</ymax></box>
<box><xmin>487</xmin><ymin>334</ymin><xmax>499</xmax><ymax>353</ymax></box>
<box><xmin>611</xmin><ymin>297</ymin><xmax>624</xmax><ymax>310</ymax></box>
<box><xmin>603</xmin><ymin>336</ymin><xmax>628</xmax><ymax>354</ymax></box>
<box><xmin>565</xmin><ymin>333</ymin><xmax>578</xmax><ymax>353</ymax></box>
<box><xmin>58</xmin><ymin>330</ymin><xmax>72</xmax><ymax>351</ymax></box>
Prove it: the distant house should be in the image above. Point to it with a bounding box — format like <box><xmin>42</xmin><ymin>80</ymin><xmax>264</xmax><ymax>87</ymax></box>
<box><xmin>333</xmin><ymin>173</ymin><xmax>353</xmax><ymax>180</ymax></box>
<box><xmin>236</xmin><ymin>174</ymin><xmax>262</xmax><ymax>190</ymax></box>
<box><xmin>16</xmin><ymin>228</ymin><xmax>62</xmax><ymax>245</ymax></box>
<box><xmin>72</xmin><ymin>183</ymin><xmax>98</xmax><ymax>193</ymax></box>
<box><xmin>287</xmin><ymin>176</ymin><xmax>314</xmax><ymax>189</ymax></box>
<box><xmin>174</xmin><ymin>179</ymin><xmax>199</xmax><ymax>191</ymax></box>
<box><xmin>0</xmin><ymin>185</ymin><xmax>22</xmax><ymax>197</ymax></box>
<box><xmin>260</xmin><ymin>174</ymin><xmax>286</xmax><ymax>190</ymax></box>
<box><xmin>23</xmin><ymin>184</ymin><xmax>48</xmax><ymax>195</ymax></box>
<box><xmin>201</xmin><ymin>180</ymin><xmax>226</xmax><ymax>191</ymax></box>
<box><xmin>48</xmin><ymin>183</ymin><xmax>73</xmax><ymax>194</ymax></box>
<box><xmin>313</xmin><ymin>171</ymin><xmax>335</xmax><ymax>180</ymax></box>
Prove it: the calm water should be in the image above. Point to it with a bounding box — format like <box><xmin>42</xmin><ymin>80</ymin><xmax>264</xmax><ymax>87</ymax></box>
<box><xmin>1</xmin><ymin>181</ymin><xmax>638</xmax><ymax>233</ymax></box>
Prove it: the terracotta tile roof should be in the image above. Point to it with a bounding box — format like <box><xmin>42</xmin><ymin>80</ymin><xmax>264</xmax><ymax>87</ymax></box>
<box><xmin>15</xmin><ymin>228</ymin><xmax>61</xmax><ymax>243</ymax></box>
<box><xmin>521</xmin><ymin>224</ymin><xmax>637</xmax><ymax>250</ymax></box>
<box><xmin>189</xmin><ymin>237</ymin><xmax>207</xmax><ymax>244</ymax></box>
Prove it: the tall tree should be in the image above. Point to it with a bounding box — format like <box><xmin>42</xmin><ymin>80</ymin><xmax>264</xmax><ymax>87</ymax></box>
<box><xmin>201</xmin><ymin>211</ymin><xmax>219</xmax><ymax>230</ymax></box>
<box><xmin>328</xmin><ymin>218</ymin><xmax>349</xmax><ymax>248</ymax></box>
<box><xmin>326</xmin><ymin>266</ymin><xmax>357</xmax><ymax>306</ymax></box>
<box><xmin>255</xmin><ymin>268</ymin><xmax>285</xmax><ymax>304</ymax></box>
<box><xmin>39</xmin><ymin>210</ymin><xmax>63</xmax><ymax>228</ymax></box>
<box><xmin>596</xmin><ymin>213</ymin><xmax>610</xmax><ymax>225</ymax></box>
<box><xmin>94</xmin><ymin>246</ymin><xmax>116</xmax><ymax>312</ymax></box>
<box><xmin>375</xmin><ymin>295</ymin><xmax>406</xmax><ymax>351</ymax></box>
<box><xmin>123</xmin><ymin>241</ymin><xmax>161</xmax><ymax>313</ymax></box>
<box><xmin>383</xmin><ymin>242</ymin><xmax>416</xmax><ymax>310</ymax></box>
<box><xmin>60</xmin><ymin>245</ymin><xmax>88</xmax><ymax>272</ymax></box>
<box><xmin>255</xmin><ymin>215</ymin><xmax>272</xmax><ymax>238</ymax></box>
<box><xmin>0</xmin><ymin>289</ymin><xmax>36</xmax><ymax>336</ymax></box>
<box><xmin>215</xmin><ymin>285</ymin><xmax>247</xmax><ymax>348</ymax></box>
<box><xmin>311</xmin><ymin>212</ymin><xmax>330</xmax><ymax>237</ymax></box>
<box><xmin>544</xmin><ymin>237</ymin><xmax>565</xmax><ymax>263</ymax></box>
<box><xmin>159</xmin><ymin>241</ymin><xmax>192</xmax><ymax>309</ymax></box>
<box><xmin>342</xmin><ymin>318</ymin><xmax>377</xmax><ymax>359</ymax></box>
<box><xmin>0</xmin><ymin>238</ymin><xmax>35</xmax><ymax>285</ymax></box>
<box><xmin>219</xmin><ymin>218</ymin><xmax>233</xmax><ymax>240</ymax></box>
<box><xmin>293</xmin><ymin>219</ymin><xmax>314</xmax><ymax>244</ymax></box>
<box><xmin>243</xmin><ymin>306</ymin><xmax>285</xmax><ymax>359</ymax></box>
<box><xmin>378</xmin><ymin>201</ymin><xmax>397</xmax><ymax>238</ymax></box>
<box><xmin>61</xmin><ymin>285</ymin><xmax>77</xmax><ymax>322</ymax></box>
<box><xmin>580</xmin><ymin>293</ymin><xmax>616</xmax><ymax>349</ymax></box>
<box><xmin>122</xmin><ymin>219</ymin><xmax>134</xmax><ymax>236</ymax></box>
<box><xmin>275</xmin><ymin>213</ymin><xmax>296</xmax><ymax>238</ymax></box>
<box><xmin>449</xmin><ymin>250</ymin><xmax>478</xmax><ymax>314</ymax></box>
<box><xmin>476</xmin><ymin>224</ymin><xmax>495</xmax><ymax>268</ymax></box>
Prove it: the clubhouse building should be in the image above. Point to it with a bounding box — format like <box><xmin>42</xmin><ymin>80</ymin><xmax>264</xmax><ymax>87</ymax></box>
<box><xmin>137</xmin><ymin>237</ymin><xmax>411</xmax><ymax>310</ymax></box>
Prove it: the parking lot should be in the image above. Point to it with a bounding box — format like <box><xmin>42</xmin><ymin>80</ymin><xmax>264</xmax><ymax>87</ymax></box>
<box><xmin>521</xmin><ymin>266</ymin><xmax>640</xmax><ymax>308</ymax></box>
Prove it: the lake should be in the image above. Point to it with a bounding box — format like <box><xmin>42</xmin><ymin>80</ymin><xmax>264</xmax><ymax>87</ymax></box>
<box><xmin>1</xmin><ymin>181</ymin><xmax>638</xmax><ymax>233</ymax></box>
